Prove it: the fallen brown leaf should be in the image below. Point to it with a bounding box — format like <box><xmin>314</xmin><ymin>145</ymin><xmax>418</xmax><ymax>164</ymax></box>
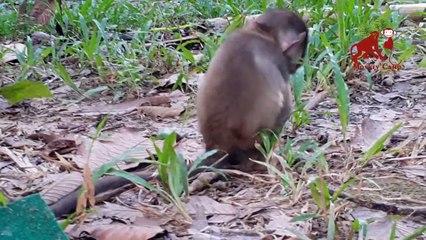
<box><xmin>186</xmin><ymin>195</ymin><xmax>238</xmax><ymax>217</ymax></box>
<box><xmin>352</xmin><ymin>117</ymin><xmax>394</xmax><ymax>152</ymax></box>
<box><xmin>94</xmin><ymin>202</ymin><xmax>144</xmax><ymax>223</ymax></box>
<box><xmin>41</xmin><ymin>172</ymin><xmax>83</xmax><ymax>204</ymax></box>
<box><xmin>82</xmin><ymin>224</ymin><xmax>164</xmax><ymax>240</ymax></box>
<box><xmin>30</xmin><ymin>0</ymin><xmax>57</xmax><ymax>25</ymax></box>
<box><xmin>139</xmin><ymin>106</ymin><xmax>183</xmax><ymax>118</ymax></box>
<box><xmin>75</xmin><ymin>161</ymin><xmax>95</xmax><ymax>220</ymax></box>
<box><xmin>74</xmin><ymin>97</ymin><xmax>169</xmax><ymax>116</ymax></box>
<box><xmin>0</xmin><ymin>43</ymin><xmax>27</xmax><ymax>63</ymax></box>
<box><xmin>72</xmin><ymin>128</ymin><xmax>160</xmax><ymax>169</ymax></box>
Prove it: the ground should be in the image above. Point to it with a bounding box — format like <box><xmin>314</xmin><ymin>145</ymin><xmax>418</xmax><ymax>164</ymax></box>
<box><xmin>0</xmin><ymin>1</ymin><xmax>426</xmax><ymax>240</ymax></box>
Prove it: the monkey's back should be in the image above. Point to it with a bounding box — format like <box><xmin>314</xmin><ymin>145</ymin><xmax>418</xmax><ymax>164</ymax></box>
<box><xmin>197</xmin><ymin>29</ymin><xmax>293</xmax><ymax>153</ymax></box>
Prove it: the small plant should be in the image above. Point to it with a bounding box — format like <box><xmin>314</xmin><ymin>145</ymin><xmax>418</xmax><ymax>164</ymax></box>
<box><xmin>252</xmin><ymin>130</ymin><xmax>304</xmax><ymax>202</ymax></box>
<box><xmin>0</xmin><ymin>191</ymin><xmax>8</xmax><ymax>206</ymax></box>
<box><xmin>289</xmin><ymin>176</ymin><xmax>356</xmax><ymax>239</ymax></box>
<box><xmin>150</xmin><ymin>132</ymin><xmax>191</xmax><ymax>219</ymax></box>
<box><xmin>360</xmin><ymin>122</ymin><xmax>403</xmax><ymax>167</ymax></box>
<box><xmin>252</xmin><ymin>130</ymin><xmax>332</xmax><ymax>203</ymax></box>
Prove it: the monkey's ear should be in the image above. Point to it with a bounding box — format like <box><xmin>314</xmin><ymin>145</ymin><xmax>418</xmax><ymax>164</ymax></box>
<box><xmin>282</xmin><ymin>32</ymin><xmax>307</xmax><ymax>57</ymax></box>
<box><xmin>282</xmin><ymin>32</ymin><xmax>307</xmax><ymax>73</ymax></box>
<box><xmin>282</xmin><ymin>32</ymin><xmax>306</xmax><ymax>53</ymax></box>
<box><xmin>253</xmin><ymin>19</ymin><xmax>271</xmax><ymax>33</ymax></box>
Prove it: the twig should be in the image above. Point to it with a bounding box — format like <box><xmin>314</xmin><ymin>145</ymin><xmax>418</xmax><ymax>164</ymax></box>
<box><xmin>304</xmin><ymin>91</ymin><xmax>328</xmax><ymax>111</ymax></box>
<box><xmin>144</xmin><ymin>35</ymin><xmax>200</xmax><ymax>47</ymax></box>
<box><xmin>221</xmin><ymin>169</ymin><xmax>275</xmax><ymax>184</ymax></box>
<box><xmin>382</xmin><ymin>155</ymin><xmax>426</xmax><ymax>163</ymax></box>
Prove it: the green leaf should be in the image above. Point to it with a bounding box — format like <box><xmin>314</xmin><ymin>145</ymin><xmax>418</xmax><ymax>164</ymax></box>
<box><xmin>92</xmin><ymin>147</ymin><xmax>145</xmax><ymax>181</ymax></box>
<box><xmin>95</xmin><ymin>116</ymin><xmax>109</xmax><ymax>133</ymax></box>
<box><xmin>389</xmin><ymin>220</ymin><xmax>397</xmax><ymax>240</ymax></box>
<box><xmin>350</xmin><ymin>219</ymin><xmax>361</xmax><ymax>238</ymax></box>
<box><xmin>361</xmin><ymin>122</ymin><xmax>403</xmax><ymax>166</ymax></box>
<box><xmin>321</xmin><ymin>33</ymin><xmax>350</xmax><ymax>137</ymax></box>
<box><xmin>403</xmin><ymin>225</ymin><xmax>426</xmax><ymax>240</ymax></box>
<box><xmin>276</xmin><ymin>0</ymin><xmax>284</xmax><ymax>9</ymax></box>
<box><xmin>83</xmin><ymin>86</ymin><xmax>108</xmax><ymax>97</ymax></box>
<box><xmin>108</xmin><ymin>169</ymin><xmax>162</xmax><ymax>196</ymax></box>
<box><xmin>291</xmin><ymin>66</ymin><xmax>306</xmax><ymax>107</ymax></box>
<box><xmin>224</xmin><ymin>14</ymin><xmax>245</xmax><ymax>36</ymax></box>
<box><xmin>359</xmin><ymin>219</ymin><xmax>369</xmax><ymax>239</ymax></box>
<box><xmin>327</xmin><ymin>203</ymin><xmax>336</xmax><ymax>240</ymax></box>
<box><xmin>180</xmin><ymin>46</ymin><xmax>195</xmax><ymax>64</ymax></box>
<box><xmin>419</xmin><ymin>57</ymin><xmax>426</xmax><ymax>68</ymax></box>
<box><xmin>198</xmin><ymin>32</ymin><xmax>219</xmax><ymax>59</ymax></box>
<box><xmin>59</xmin><ymin>212</ymin><xmax>76</xmax><ymax>229</ymax></box>
<box><xmin>397</xmin><ymin>45</ymin><xmax>416</xmax><ymax>64</ymax></box>
<box><xmin>0</xmin><ymin>191</ymin><xmax>8</xmax><ymax>206</ymax></box>
<box><xmin>331</xmin><ymin>178</ymin><xmax>355</xmax><ymax>201</ymax></box>
<box><xmin>53</xmin><ymin>62</ymin><xmax>82</xmax><ymax>95</ymax></box>
<box><xmin>319</xmin><ymin>177</ymin><xmax>331</xmax><ymax>209</ymax></box>
<box><xmin>0</xmin><ymin>80</ymin><xmax>53</xmax><ymax>105</ymax></box>
<box><xmin>308</xmin><ymin>179</ymin><xmax>322</xmax><ymax>207</ymax></box>
<box><xmin>188</xmin><ymin>149</ymin><xmax>218</xmax><ymax>175</ymax></box>
<box><xmin>226</xmin><ymin>0</ymin><xmax>240</xmax><ymax>16</ymax></box>
<box><xmin>291</xmin><ymin>213</ymin><xmax>319</xmax><ymax>222</ymax></box>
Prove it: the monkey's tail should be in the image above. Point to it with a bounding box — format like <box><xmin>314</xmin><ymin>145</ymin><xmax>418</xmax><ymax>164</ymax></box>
<box><xmin>387</xmin><ymin>49</ymin><xmax>401</xmax><ymax>65</ymax></box>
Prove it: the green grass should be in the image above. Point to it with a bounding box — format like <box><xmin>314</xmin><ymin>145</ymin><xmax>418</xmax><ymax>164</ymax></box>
<box><xmin>1</xmin><ymin>0</ymin><xmax>423</xmax><ymax>238</ymax></box>
<box><xmin>0</xmin><ymin>0</ymin><xmax>410</xmax><ymax>102</ymax></box>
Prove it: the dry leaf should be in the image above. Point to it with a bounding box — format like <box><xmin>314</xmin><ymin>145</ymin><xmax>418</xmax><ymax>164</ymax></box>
<box><xmin>174</xmin><ymin>138</ymin><xmax>204</xmax><ymax>164</ymax></box>
<box><xmin>264</xmin><ymin>209</ymin><xmax>307</xmax><ymax>237</ymax></box>
<box><xmin>351</xmin><ymin>207</ymin><xmax>424</xmax><ymax>239</ymax></box>
<box><xmin>83</xmin><ymin>162</ymin><xmax>95</xmax><ymax>207</ymax></box>
<box><xmin>0</xmin><ymin>43</ymin><xmax>27</xmax><ymax>63</ymax></box>
<box><xmin>45</xmin><ymin>138</ymin><xmax>77</xmax><ymax>155</ymax></box>
<box><xmin>72</xmin><ymin>96</ymin><xmax>171</xmax><ymax>116</ymax></box>
<box><xmin>41</xmin><ymin>172</ymin><xmax>83</xmax><ymax>204</ymax></box>
<box><xmin>52</xmin><ymin>152</ymin><xmax>77</xmax><ymax>171</ymax></box>
<box><xmin>402</xmin><ymin>165</ymin><xmax>426</xmax><ymax>178</ymax></box>
<box><xmin>140</xmin><ymin>106</ymin><xmax>183</xmax><ymax>118</ymax></box>
<box><xmin>371</xmin><ymin>92</ymin><xmax>402</xmax><ymax>103</ymax></box>
<box><xmin>30</xmin><ymin>0</ymin><xmax>56</xmax><ymax>25</ymax></box>
<box><xmin>167</xmin><ymin>90</ymin><xmax>190</xmax><ymax>110</ymax></box>
<box><xmin>3</xmin><ymin>137</ymin><xmax>41</xmax><ymax>148</ymax></box>
<box><xmin>19</xmin><ymin>0</ymin><xmax>29</xmax><ymax>15</ymax></box>
<box><xmin>72</xmin><ymin>128</ymin><xmax>160</xmax><ymax>169</ymax></box>
<box><xmin>82</xmin><ymin>224</ymin><xmax>164</xmax><ymax>240</ymax></box>
<box><xmin>75</xmin><ymin>166</ymin><xmax>90</xmax><ymax>218</ymax></box>
<box><xmin>351</xmin><ymin>117</ymin><xmax>394</xmax><ymax>152</ymax></box>
<box><xmin>142</xmin><ymin>96</ymin><xmax>171</xmax><ymax>106</ymax></box>
<box><xmin>94</xmin><ymin>202</ymin><xmax>145</xmax><ymax>223</ymax></box>
<box><xmin>186</xmin><ymin>195</ymin><xmax>238</xmax><ymax>216</ymax></box>
<box><xmin>0</xmin><ymin>147</ymin><xmax>38</xmax><ymax>173</ymax></box>
<box><xmin>189</xmin><ymin>172</ymin><xmax>221</xmax><ymax>193</ymax></box>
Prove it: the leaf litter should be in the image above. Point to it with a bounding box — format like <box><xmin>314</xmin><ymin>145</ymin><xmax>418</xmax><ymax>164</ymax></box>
<box><xmin>1</xmin><ymin>15</ymin><xmax>426</xmax><ymax>240</ymax></box>
<box><xmin>1</xmin><ymin>63</ymin><xmax>426</xmax><ymax>238</ymax></box>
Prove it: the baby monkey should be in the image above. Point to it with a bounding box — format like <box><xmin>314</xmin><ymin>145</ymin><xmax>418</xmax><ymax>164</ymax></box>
<box><xmin>50</xmin><ymin>10</ymin><xmax>308</xmax><ymax>217</ymax></box>
<box><xmin>196</xmin><ymin>9</ymin><xmax>308</xmax><ymax>172</ymax></box>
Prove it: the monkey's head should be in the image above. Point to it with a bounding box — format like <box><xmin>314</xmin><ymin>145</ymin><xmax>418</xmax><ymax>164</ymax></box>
<box><xmin>252</xmin><ymin>9</ymin><xmax>308</xmax><ymax>73</ymax></box>
<box><xmin>381</xmin><ymin>28</ymin><xmax>396</xmax><ymax>38</ymax></box>
<box><xmin>370</xmin><ymin>31</ymin><xmax>380</xmax><ymax>39</ymax></box>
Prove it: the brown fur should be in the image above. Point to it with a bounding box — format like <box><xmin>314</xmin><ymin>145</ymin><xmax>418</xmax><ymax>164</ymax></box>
<box><xmin>196</xmin><ymin>9</ymin><xmax>309</xmax><ymax>172</ymax></box>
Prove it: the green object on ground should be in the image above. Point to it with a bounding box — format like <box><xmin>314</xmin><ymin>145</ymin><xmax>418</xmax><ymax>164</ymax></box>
<box><xmin>0</xmin><ymin>193</ymin><xmax>68</xmax><ymax>240</ymax></box>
